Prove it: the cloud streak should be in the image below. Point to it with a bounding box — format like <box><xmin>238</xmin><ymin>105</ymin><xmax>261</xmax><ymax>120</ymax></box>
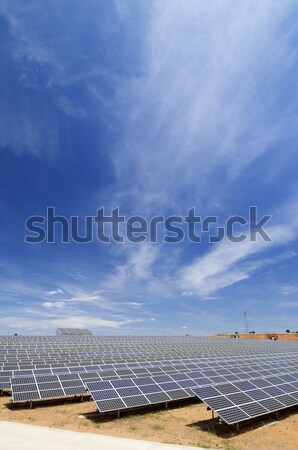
<box><xmin>113</xmin><ymin>0</ymin><xmax>298</xmax><ymax>212</ymax></box>
<box><xmin>178</xmin><ymin>223</ymin><xmax>297</xmax><ymax>297</ymax></box>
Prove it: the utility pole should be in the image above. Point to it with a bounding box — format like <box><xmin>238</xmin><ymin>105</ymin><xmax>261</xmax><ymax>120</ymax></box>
<box><xmin>244</xmin><ymin>311</ymin><xmax>249</xmax><ymax>334</ymax></box>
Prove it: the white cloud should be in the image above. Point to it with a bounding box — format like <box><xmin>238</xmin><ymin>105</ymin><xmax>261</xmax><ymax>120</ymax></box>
<box><xmin>42</xmin><ymin>301</ymin><xmax>66</xmax><ymax>309</ymax></box>
<box><xmin>178</xmin><ymin>223</ymin><xmax>297</xmax><ymax>297</ymax></box>
<box><xmin>280</xmin><ymin>300</ymin><xmax>298</xmax><ymax>308</ymax></box>
<box><xmin>0</xmin><ymin>315</ymin><xmax>126</xmax><ymax>330</ymax></box>
<box><xmin>112</xmin><ymin>0</ymin><xmax>298</xmax><ymax>212</ymax></box>
<box><xmin>102</xmin><ymin>244</ymin><xmax>161</xmax><ymax>293</ymax></box>
<box><xmin>280</xmin><ymin>285</ymin><xmax>298</xmax><ymax>296</ymax></box>
<box><xmin>182</xmin><ymin>291</ymin><xmax>193</xmax><ymax>297</ymax></box>
<box><xmin>55</xmin><ymin>96</ymin><xmax>87</xmax><ymax>121</ymax></box>
<box><xmin>0</xmin><ymin>309</ymin><xmax>145</xmax><ymax>331</ymax></box>
<box><xmin>46</xmin><ymin>288</ymin><xmax>64</xmax><ymax>296</ymax></box>
<box><xmin>279</xmin><ymin>300</ymin><xmax>298</xmax><ymax>308</ymax></box>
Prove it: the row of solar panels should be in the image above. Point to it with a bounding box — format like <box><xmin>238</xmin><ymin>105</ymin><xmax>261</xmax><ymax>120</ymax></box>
<box><xmin>0</xmin><ymin>336</ymin><xmax>218</xmax><ymax>341</ymax></box>
<box><xmin>3</xmin><ymin>342</ymin><xmax>296</xmax><ymax>351</ymax></box>
<box><xmin>87</xmin><ymin>369</ymin><xmax>298</xmax><ymax>421</ymax></box>
<box><xmin>3</xmin><ymin>351</ymin><xmax>296</xmax><ymax>391</ymax></box>
<box><xmin>2</xmin><ymin>346</ymin><xmax>298</xmax><ymax>370</ymax></box>
<box><xmin>2</xmin><ymin>346</ymin><xmax>298</xmax><ymax>358</ymax></box>
<box><xmin>10</xmin><ymin>353</ymin><xmax>298</xmax><ymax>404</ymax></box>
<box><xmin>12</xmin><ymin>353</ymin><xmax>296</xmax><ymax>376</ymax></box>
<box><xmin>7</xmin><ymin>353</ymin><xmax>297</xmax><ymax>377</ymax></box>
<box><xmin>192</xmin><ymin>375</ymin><xmax>298</xmax><ymax>424</ymax></box>
<box><xmin>12</xmin><ymin>352</ymin><xmax>297</xmax><ymax>375</ymax></box>
<box><xmin>2</xmin><ymin>347</ymin><xmax>295</xmax><ymax>373</ymax></box>
<box><xmin>3</xmin><ymin>344</ymin><xmax>298</xmax><ymax>352</ymax></box>
<box><xmin>1</xmin><ymin>358</ymin><xmax>197</xmax><ymax>390</ymax></box>
<box><xmin>0</xmin><ymin>351</ymin><xmax>297</xmax><ymax>371</ymax></box>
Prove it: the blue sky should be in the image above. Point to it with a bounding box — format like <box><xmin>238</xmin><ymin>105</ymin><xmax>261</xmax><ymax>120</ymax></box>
<box><xmin>0</xmin><ymin>0</ymin><xmax>298</xmax><ymax>335</ymax></box>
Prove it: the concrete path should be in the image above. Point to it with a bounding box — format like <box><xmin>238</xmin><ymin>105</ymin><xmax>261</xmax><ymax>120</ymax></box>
<box><xmin>0</xmin><ymin>421</ymin><xmax>213</xmax><ymax>450</ymax></box>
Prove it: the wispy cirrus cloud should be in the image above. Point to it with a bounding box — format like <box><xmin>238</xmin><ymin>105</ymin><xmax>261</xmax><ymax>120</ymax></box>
<box><xmin>0</xmin><ymin>1</ymin><xmax>298</xmax><ymax>334</ymax></box>
<box><xmin>0</xmin><ymin>314</ymin><xmax>138</xmax><ymax>331</ymax></box>
<box><xmin>278</xmin><ymin>300</ymin><xmax>298</xmax><ymax>308</ymax></box>
<box><xmin>113</xmin><ymin>0</ymin><xmax>298</xmax><ymax>212</ymax></box>
<box><xmin>54</xmin><ymin>96</ymin><xmax>87</xmax><ymax>121</ymax></box>
<box><xmin>280</xmin><ymin>285</ymin><xmax>298</xmax><ymax>296</ymax></box>
<box><xmin>178</xmin><ymin>223</ymin><xmax>297</xmax><ymax>297</ymax></box>
<box><xmin>101</xmin><ymin>244</ymin><xmax>161</xmax><ymax>294</ymax></box>
<box><xmin>42</xmin><ymin>301</ymin><xmax>66</xmax><ymax>309</ymax></box>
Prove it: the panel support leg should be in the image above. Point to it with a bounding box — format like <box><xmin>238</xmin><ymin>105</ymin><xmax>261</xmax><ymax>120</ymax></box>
<box><xmin>236</xmin><ymin>423</ymin><xmax>239</xmax><ymax>432</ymax></box>
<box><xmin>117</xmin><ymin>410</ymin><xmax>120</xmax><ymax>419</ymax></box>
<box><xmin>165</xmin><ymin>402</ymin><xmax>168</xmax><ymax>409</ymax></box>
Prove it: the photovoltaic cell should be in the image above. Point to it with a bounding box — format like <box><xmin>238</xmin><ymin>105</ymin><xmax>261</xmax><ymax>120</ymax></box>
<box><xmin>193</xmin><ymin>386</ymin><xmax>220</xmax><ymax>399</ymax></box>
<box><xmin>116</xmin><ymin>387</ymin><xmax>142</xmax><ymax>397</ymax></box>
<box><xmin>218</xmin><ymin>407</ymin><xmax>250</xmax><ymax>424</ymax></box>
<box><xmin>167</xmin><ymin>389</ymin><xmax>190</xmax><ymax>400</ymax></box>
<box><xmin>258</xmin><ymin>398</ymin><xmax>284</xmax><ymax>412</ymax></box>
<box><xmin>245</xmin><ymin>389</ymin><xmax>270</xmax><ymax>401</ymax></box>
<box><xmin>146</xmin><ymin>392</ymin><xmax>171</xmax><ymax>403</ymax></box>
<box><xmin>123</xmin><ymin>395</ymin><xmax>150</xmax><ymax>408</ymax></box>
<box><xmin>204</xmin><ymin>396</ymin><xmax>234</xmax><ymax>411</ymax></box>
<box><xmin>214</xmin><ymin>384</ymin><xmax>240</xmax><ymax>395</ymax></box>
<box><xmin>239</xmin><ymin>402</ymin><xmax>268</xmax><ymax>417</ymax></box>
<box><xmin>92</xmin><ymin>389</ymin><xmax>119</xmax><ymax>401</ymax></box>
<box><xmin>138</xmin><ymin>384</ymin><xmax>163</xmax><ymax>394</ymax></box>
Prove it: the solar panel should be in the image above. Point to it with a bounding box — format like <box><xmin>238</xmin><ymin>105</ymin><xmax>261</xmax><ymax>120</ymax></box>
<box><xmin>139</xmin><ymin>384</ymin><xmax>163</xmax><ymax>394</ymax></box>
<box><xmin>213</xmin><ymin>383</ymin><xmax>240</xmax><ymax>395</ymax></box>
<box><xmin>217</xmin><ymin>407</ymin><xmax>250</xmax><ymax>424</ymax></box>
<box><xmin>1</xmin><ymin>333</ymin><xmax>297</xmax><ymax>428</ymax></box>
<box><xmin>245</xmin><ymin>389</ymin><xmax>270</xmax><ymax>401</ymax></box>
<box><xmin>203</xmin><ymin>396</ymin><xmax>234</xmax><ymax>410</ymax></box>
<box><xmin>239</xmin><ymin>402</ymin><xmax>268</xmax><ymax>418</ymax></box>
<box><xmin>96</xmin><ymin>398</ymin><xmax>126</xmax><ymax>412</ymax></box>
<box><xmin>110</xmin><ymin>379</ymin><xmax>135</xmax><ymax>389</ymax></box>
<box><xmin>145</xmin><ymin>392</ymin><xmax>171</xmax><ymax>403</ymax></box>
<box><xmin>13</xmin><ymin>391</ymin><xmax>40</xmax><ymax>402</ymax></box>
<box><xmin>123</xmin><ymin>395</ymin><xmax>150</xmax><ymax>408</ymax></box>
<box><xmin>226</xmin><ymin>392</ymin><xmax>253</xmax><ymax>405</ymax></box>
<box><xmin>116</xmin><ymin>387</ymin><xmax>142</xmax><ymax>397</ymax></box>
<box><xmin>167</xmin><ymin>389</ymin><xmax>191</xmax><ymax>400</ymax></box>
<box><xmin>192</xmin><ymin>372</ymin><xmax>298</xmax><ymax>425</ymax></box>
<box><xmin>276</xmin><ymin>394</ymin><xmax>297</xmax><ymax>407</ymax></box>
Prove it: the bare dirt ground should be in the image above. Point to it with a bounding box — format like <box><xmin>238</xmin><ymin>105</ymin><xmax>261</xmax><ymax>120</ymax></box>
<box><xmin>213</xmin><ymin>333</ymin><xmax>298</xmax><ymax>341</ymax></box>
<box><xmin>0</xmin><ymin>395</ymin><xmax>297</xmax><ymax>450</ymax></box>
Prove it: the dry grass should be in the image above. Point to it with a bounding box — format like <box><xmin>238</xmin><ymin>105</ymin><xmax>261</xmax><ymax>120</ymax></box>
<box><xmin>0</xmin><ymin>395</ymin><xmax>298</xmax><ymax>449</ymax></box>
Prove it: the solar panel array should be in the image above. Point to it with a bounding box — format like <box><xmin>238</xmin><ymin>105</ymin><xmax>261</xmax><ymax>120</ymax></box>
<box><xmin>86</xmin><ymin>353</ymin><xmax>298</xmax><ymax>414</ymax></box>
<box><xmin>3</xmin><ymin>335</ymin><xmax>296</xmax><ymax>393</ymax></box>
<box><xmin>192</xmin><ymin>373</ymin><xmax>298</xmax><ymax>424</ymax></box>
<box><xmin>8</xmin><ymin>351</ymin><xmax>298</xmax><ymax>402</ymax></box>
<box><xmin>1</xmin><ymin>334</ymin><xmax>298</xmax><ymax>425</ymax></box>
<box><xmin>86</xmin><ymin>376</ymin><xmax>192</xmax><ymax>412</ymax></box>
